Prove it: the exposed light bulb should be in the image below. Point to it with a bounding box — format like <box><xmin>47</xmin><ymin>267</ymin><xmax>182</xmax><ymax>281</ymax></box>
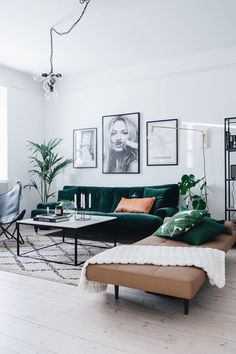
<box><xmin>45</xmin><ymin>89</ymin><xmax>58</xmax><ymax>101</ymax></box>
<box><xmin>33</xmin><ymin>73</ymin><xmax>45</xmax><ymax>82</ymax></box>
<box><xmin>33</xmin><ymin>0</ymin><xmax>90</xmax><ymax>100</ymax></box>
<box><xmin>48</xmin><ymin>75</ymin><xmax>56</xmax><ymax>86</ymax></box>
<box><xmin>55</xmin><ymin>73</ymin><xmax>62</xmax><ymax>82</ymax></box>
<box><xmin>34</xmin><ymin>71</ymin><xmax>61</xmax><ymax>100</ymax></box>
<box><xmin>43</xmin><ymin>79</ymin><xmax>51</xmax><ymax>92</ymax></box>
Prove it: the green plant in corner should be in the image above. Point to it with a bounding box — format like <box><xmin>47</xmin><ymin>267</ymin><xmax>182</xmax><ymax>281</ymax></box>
<box><xmin>178</xmin><ymin>174</ymin><xmax>208</xmax><ymax>210</ymax></box>
<box><xmin>24</xmin><ymin>138</ymin><xmax>72</xmax><ymax>203</ymax></box>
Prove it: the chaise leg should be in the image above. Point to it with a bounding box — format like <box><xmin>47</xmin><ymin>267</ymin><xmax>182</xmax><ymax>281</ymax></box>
<box><xmin>184</xmin><ymin>299</ymin><xmax>189</xmax><ymax>315</ymax></box>
<box><xmin>34</xmin><ymin>226</ymin><xmax>38</xmax><ymax>233</ymax></box>
<box><xmin>115</xmin><ymin>285</ymin><xmax>119</xmax><ymax>300</ymax></box>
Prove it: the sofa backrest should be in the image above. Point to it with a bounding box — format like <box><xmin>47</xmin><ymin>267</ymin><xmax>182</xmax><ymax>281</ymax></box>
<box><xmin>147</xmin><ymin>184</ymin><xmax>179</xmax><ymax>208</ymax></box>
<box><xmin>58</xmin><ymin>184</ymin><xmax>179</xmax><ymax>213</ymax></box>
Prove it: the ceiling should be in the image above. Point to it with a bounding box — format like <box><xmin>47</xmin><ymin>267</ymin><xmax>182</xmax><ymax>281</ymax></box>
<box><xmin>0</xmin><ymin>0</ymin><xmax>236</xmax><ymax>76</ymax></box>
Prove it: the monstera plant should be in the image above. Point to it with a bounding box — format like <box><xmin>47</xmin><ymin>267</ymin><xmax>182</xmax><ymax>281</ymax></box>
<box><xmin>25</xmin><ymin>138</ymin><xmax>72</xmax><ymax>203</ymax></box>
<box><xmin>178</xmin><ymin>174</ymin><xmax>208</xmax><ymax>210</ymax></box>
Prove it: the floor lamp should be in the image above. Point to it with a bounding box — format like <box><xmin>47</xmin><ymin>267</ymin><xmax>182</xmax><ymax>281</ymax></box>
<box><xmin>150</xmin><ymin>125</ymin><xmax>208</xmax><ymax>207</ymax></box>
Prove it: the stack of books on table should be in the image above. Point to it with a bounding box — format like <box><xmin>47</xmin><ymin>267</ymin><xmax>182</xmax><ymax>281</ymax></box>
<box><xmin>33</xmin><ymin>214</ymin><xmax>70</xmax><ymax>223</ymax></box>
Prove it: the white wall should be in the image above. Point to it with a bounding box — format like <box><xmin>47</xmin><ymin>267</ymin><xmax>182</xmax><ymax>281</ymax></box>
<box><xmin>2</xmin><ymin>46</ymin><xmax>236</xmax><ymax>219</ymax></box>
<box><xmin>0</xmin><ymin>64</ymin><xmax>45</xmax><ymax>216</ymax></box>
<box><xmin>44</xmin><ymin>47</ymin><xmax>236</xmax><ymax>219</ymax></box>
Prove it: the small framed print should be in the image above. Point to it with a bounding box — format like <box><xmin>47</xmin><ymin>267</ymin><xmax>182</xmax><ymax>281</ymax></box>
<box><xmin>73</xmin><ymin>128</ymin><xmax>97</xmax><ymax>168</ymax></box>
<box><xmin>146</xmin><ymin>119</ymin><xmax>178</xmax><ymax>166</ymax></box>
<box><xmin>102</xmin><ymin>112</ymin><xmax>140</xmax><ymax>174</ymax></box>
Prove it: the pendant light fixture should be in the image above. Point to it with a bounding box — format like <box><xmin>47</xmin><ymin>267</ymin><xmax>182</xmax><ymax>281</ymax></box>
<box><xmin>33</xmin><ymin>0</ymin><xmax>91</xmax><ymax>100</ymax></box>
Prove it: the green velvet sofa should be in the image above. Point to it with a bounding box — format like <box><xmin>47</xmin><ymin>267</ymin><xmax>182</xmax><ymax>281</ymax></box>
<box><xmin>31</xmin><ymin>184</ymin><xmax>179</xmax><ymax>243</ymax></box>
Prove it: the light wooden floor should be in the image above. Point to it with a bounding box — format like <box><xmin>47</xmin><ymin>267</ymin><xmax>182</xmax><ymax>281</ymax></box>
<box><xmin>0</xmin><ymin>248</ymin><xmax>235</xmax><ymax>354</ymax></box>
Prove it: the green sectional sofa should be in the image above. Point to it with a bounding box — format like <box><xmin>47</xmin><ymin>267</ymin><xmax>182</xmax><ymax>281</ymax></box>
<box><xmin>31</xmin><ymin>184</ymin><xmax>179</xmax><ymax>243</ymax></box>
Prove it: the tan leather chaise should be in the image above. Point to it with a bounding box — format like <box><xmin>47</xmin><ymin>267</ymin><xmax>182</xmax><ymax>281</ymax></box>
<box><xmin>86</xmin><ymin>221</ymin><xmax>236</xmax><ymax>314</ymax></box>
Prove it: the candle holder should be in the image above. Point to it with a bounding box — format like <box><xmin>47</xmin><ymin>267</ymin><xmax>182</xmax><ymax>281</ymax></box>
<box><xmin>74</xmin><ymin>208</ymin><xmax>80</xmax><ymax>220</ymax></box>
<box><xmin>77</xmin><ymin>193</ymin><xmax>92</xmax><ymax>220</ymax></box>
<box><xmin>78</xmin><ymin>207</ymin><xmax>91</xmax><ymax>221</ymax></box>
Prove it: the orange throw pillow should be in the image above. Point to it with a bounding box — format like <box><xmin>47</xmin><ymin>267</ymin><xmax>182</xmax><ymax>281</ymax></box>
<box><xmin>115</xmin><ymin>197</ymin><xmax>155</xmax><ymax>214</ymax></box>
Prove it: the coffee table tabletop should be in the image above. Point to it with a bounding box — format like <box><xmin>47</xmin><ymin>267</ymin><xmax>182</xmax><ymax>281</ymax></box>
<box><xmin>17</xmin><ymin>215</ymin><xmax>117</xmax><ymax>229</ymax></box>
<box><xmin>16</xmin><ymin>215</ymin><xmax>117</xmax><ymax>266</ymax></box>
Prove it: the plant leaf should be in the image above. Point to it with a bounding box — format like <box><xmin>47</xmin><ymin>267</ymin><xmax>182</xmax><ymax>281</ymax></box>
<box><xmin>25</xmin><ymin>138</ymin><xmax>72</xmax><ymax>202</ymax></box>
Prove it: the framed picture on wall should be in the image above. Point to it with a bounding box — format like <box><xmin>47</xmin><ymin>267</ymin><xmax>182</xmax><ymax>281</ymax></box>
<box><xmin>102</xmin><ymin>112</ymin><xmax>140</xmax><ymax>174</ymax></box>
<box><xmin>146</xmin><ymin>119</ymin><xmax>178</xmax><ymax>166</ymax></box>
<box><xmin>73</xmin><ymin>128</ymin><xmax>97</xmax><ymax>168</ymax></box>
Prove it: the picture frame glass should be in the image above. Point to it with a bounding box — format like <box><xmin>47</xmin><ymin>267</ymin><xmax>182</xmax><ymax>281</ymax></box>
<box><xmin>73</xmin><ymin>128</ymin><xmax>97</xmax><ymax>168</ymax></box>
<box><xmin>102</xmin><ymin>112</ymin><xmax>140</xmax><ymax>174</ymax></box>
<box><xmin>147</xmin><ymin>119</ymin><xmax>178</xmax><ymax>166</ymax></box>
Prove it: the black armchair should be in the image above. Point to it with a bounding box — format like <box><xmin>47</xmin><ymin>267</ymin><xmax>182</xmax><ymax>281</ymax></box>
<box><xmin>0</xmin><ymin>182</ymin><xmax>25</xmax><ymax>244</ymax></box>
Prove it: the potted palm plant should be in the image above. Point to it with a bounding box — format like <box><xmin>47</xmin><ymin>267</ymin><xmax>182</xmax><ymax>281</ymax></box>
<box><xmin>25</xmin><ymin>138</ymin><xmax>72</xmax><ymax>203</ymax></box>
<box><xmin>178</xmin><ymin>174</ymin><xmax>208</xmax><ymax>210</ymax></box>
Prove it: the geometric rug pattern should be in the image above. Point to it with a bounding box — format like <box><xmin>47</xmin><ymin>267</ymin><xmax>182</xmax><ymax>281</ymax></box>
<box><xmin>0</xmin><ymin>228</ymin><xmax>111</xmax><ymax>286</ymax></box>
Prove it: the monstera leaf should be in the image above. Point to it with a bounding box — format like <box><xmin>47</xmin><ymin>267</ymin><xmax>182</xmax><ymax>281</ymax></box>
<box><xmin>191</xmin><ymin>195</ymin><xmax>207</xmax><ymax>210</ymax></box>
<box><xmin>178</xmin><ymin>174</ymin><xmax>208</xmax><ymax>210</ymax></box>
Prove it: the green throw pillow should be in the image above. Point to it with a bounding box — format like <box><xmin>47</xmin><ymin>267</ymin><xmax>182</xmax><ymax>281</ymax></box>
<box><xmin>58</xmin><ymin>187</ymin><xmax>79</xmax><ymax>202</ymax></box>
<box><xmin>175</xmin><ymin>217</ymin><xmax>229</xmax><ymax>245</ymax></box>
<box><xmin>154</xmin><ymin>209</ymin><xmax>206</xmax><ymax>238</ymax></box>
<box><xmin>144</xmin><ymin>187</ymin><xmax>172</xmax><ymax>214</ymax></box>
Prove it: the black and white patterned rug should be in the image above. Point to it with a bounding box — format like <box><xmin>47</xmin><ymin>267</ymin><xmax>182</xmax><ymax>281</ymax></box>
<box><xmin>0</xmin><ymin>227</ymin><xmax>111</xmax><ymax>286</ymax></box>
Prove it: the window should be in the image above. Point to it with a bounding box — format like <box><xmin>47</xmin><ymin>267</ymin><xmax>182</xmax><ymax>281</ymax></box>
<box><xmin>0</xmin><ymin>86</ymin><xmax>7</xmax><ymax>180</ymax></box>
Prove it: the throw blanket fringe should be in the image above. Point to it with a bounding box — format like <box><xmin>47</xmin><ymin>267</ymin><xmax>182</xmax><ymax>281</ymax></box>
<box><xmin>78</xmin><ymin>245</ymin><xmax>225</xmax><ymax>293</ymax></box>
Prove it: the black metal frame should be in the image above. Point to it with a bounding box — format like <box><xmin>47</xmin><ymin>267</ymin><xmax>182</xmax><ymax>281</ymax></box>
<box><xmin>73</xmin><ymin>127</ymin><xmax>98</xmax><ymax>169</ymax></box>
<box><xmin>146</xmin><ymin>118</ymin><xmax>178</xmax><ymax>166</ymax></box>
<box><xmin>102</xmin><ymin>112</ymin><xmax>140</xmax><ymax>174</ymax></box>
<box><xmin>1</xmin><ymin>209</ymin><xmax>25</xmax><ymax>244</ymax></box>
<box><xmin>17</xmin><ymin>219</ymin><xmax>116</xmax><ymax>266</ymax></box>
<box><xmin>224</xmin><ymin>117</ymin><xmax>236</xmax><ymax>221</ymax></box>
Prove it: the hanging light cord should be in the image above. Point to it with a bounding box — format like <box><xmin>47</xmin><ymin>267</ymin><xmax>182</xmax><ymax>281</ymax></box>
<box><xmin>48</xmin><ymin>0</ymin><xmax>91</xmax><ymax>75</ymax></box>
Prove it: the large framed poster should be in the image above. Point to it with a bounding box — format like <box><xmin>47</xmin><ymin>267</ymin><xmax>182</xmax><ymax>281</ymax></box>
<box><xmin>73</xmin><ymin>128</ymin><xmax>97</xmax><ymax>168</ymax></box>
<box><xmin>102</xmin><ymin>112</ymin><xmax>140</xmax><ymax>174</ymax></box>
<box><xmin>146</xmin><ymin>119</ymin><xmax>178</xmax><ymax>166</ymax></box>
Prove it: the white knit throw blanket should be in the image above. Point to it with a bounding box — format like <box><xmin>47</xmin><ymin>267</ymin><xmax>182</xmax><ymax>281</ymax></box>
<box><xmin>78</xmin><ymin>245</ymin><xmax>225</xmax><ymax>293</ymax></box>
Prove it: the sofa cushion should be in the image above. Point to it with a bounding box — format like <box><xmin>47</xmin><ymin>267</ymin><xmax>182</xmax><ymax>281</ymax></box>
<box><xmin>114</xmin><ymin>197</ymin><xmax>155</xmax><ymax>214</ymax></box>
<box><xmin>144</xmin><ymin>187</ymin><xmax>175</xmax><ymax>214</ymax></box>
<box><xmin>78</xmin><ymin>186</ymin><xmax>114</xmax><ymax>212</ymax></box>
<box><xmin>154</xmin><ymin>210</ymin><xmax>206</xmax><ymax>238</ymax></box>
<box><xmin>174</xmin><ymin>217</ymin><xmax>230</xmax><ymax>245</ymax></box>
<box><xmin>111</xmin><ymin>187</ymin><xmax>144</xmax><ymax>211</ymax></box>
<box><xmin>58</xmin><ymin>187</ymin><xmax>79</xmax><ymax>201</ymax></box>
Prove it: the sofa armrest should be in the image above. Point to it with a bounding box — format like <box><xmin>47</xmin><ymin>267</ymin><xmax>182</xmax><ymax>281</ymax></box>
<box><xmin>36</xmin><ymin>202</ymin><xmax>60</xmax><ymax>209</ymax></box>
<box><xmin>153</xmin><ymin>207</ymin><xmax>178</xmax><ymax>219</ymax></box>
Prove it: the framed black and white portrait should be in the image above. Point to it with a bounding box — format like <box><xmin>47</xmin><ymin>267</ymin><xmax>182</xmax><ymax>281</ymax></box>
<box><xmin>73</xmin><ymin>128</ymin><xmax>97</xmax><ymax>168</ymax></box>
<box><xmin>102</xmin><ymin>112</ymin><xmax>140</xmax><ymax>174</ymax></box>
<box><xmin>146</xmin><ymin>119</ymin><xmax>178</xmax><ymax>166</ymax></box>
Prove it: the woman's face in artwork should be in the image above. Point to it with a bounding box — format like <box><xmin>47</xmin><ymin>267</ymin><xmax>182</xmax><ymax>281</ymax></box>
<box><xmin>110</xmin><ymin>119</ymin><xmax>130</xmax><ymax>152</ymax></box>
<box><xmin>81</xmin><ymin>133</ymin><xmax>90</xmax><ymax>147</ymax></box>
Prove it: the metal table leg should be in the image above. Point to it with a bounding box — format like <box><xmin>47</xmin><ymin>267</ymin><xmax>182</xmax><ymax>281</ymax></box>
<box><xmin>74</xmin><ymin>234</ymin><xmax>78</xmax><ymax>266</ymax></box>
